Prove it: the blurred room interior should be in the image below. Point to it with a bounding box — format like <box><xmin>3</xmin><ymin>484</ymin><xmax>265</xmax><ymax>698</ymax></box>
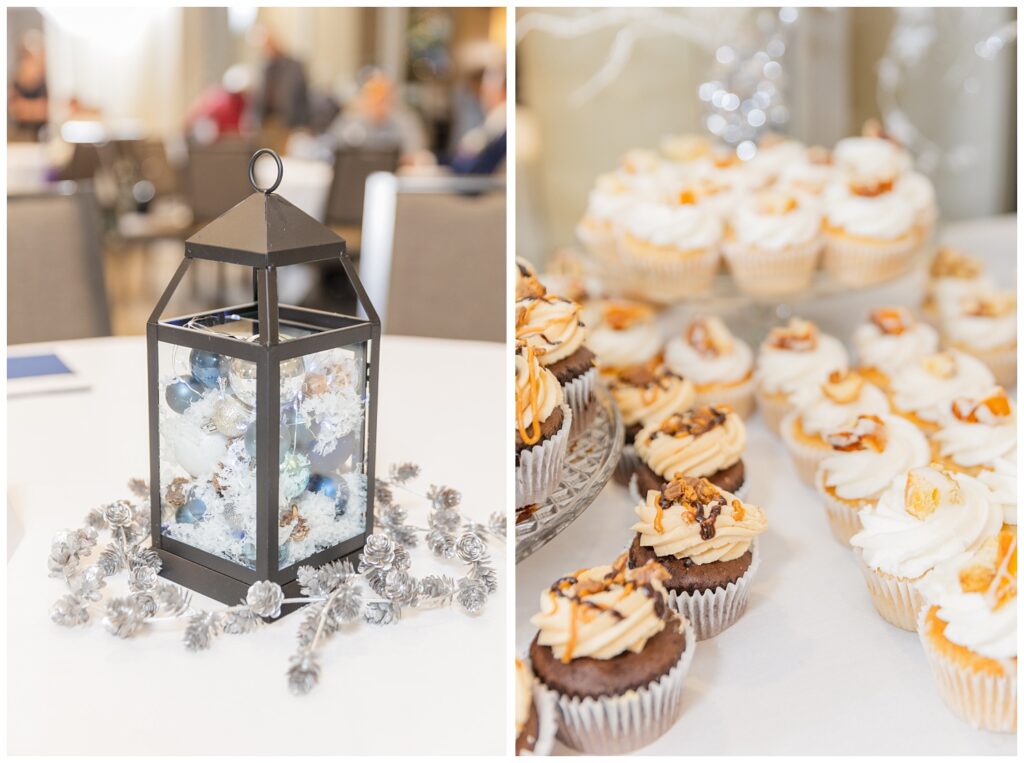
<box><xmin>516</xmin><ymin>7</ymin><xmax>1016</xmax><ymax>265</ymax></box>
<box><xmin>7</xmin><ymin>6</ymin><xmax>506</xmax><ymax>344</ymax></box>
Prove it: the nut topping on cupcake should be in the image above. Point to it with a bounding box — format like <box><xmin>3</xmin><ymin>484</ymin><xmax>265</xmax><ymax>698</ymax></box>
<box><xmin>824</xmin><ymin>414</ymin><xmax>887</xmax><ymax>452</ymax></box>
<box><xmin>848</xmin><ymin>174</ymin><xmax>896</xmax><ymax>197</ymax></box>
<box><xmin>904</xmin><ymin>466</ymin><xmax>961</xmax><ymax>520</ymax></box>
<box><xmin>961</xmin><ymin>290</ymin><xmax>1016</xmax><ymax>318</ymax></box>
<box><xmin>685</xmin><ymin>316</ymin><xmax>734</xmax><ymax>358</ymax></box>
<box><xmin>603</xmin><ymin>301</ymin><xmax>653</xmax><ymax>331</ymax></box>
<box><xmin>951</xmin><ymin>388</ymin><xmax>1012</xmax><ymax>423</ymax></box>
<box><xmin>821</xmin><ymin>369</ymin><xmax>866</xmax><ymax>404</ymax></box>
<box><xmin>766</xmin><ymin>317</ymin><xmax>818</xmax><ymax>351</ymax></box>
<box><xmin>930</xmin><ymin>246</ymin><xmax>984</xmax><ymax>280</ymax></box>
<box><xmin>654</xmin><ymin>406</ymin><xmax>730</xmax><ymax>439</ymax></box>
<box><xmin>870</xmin><ymin>306</ymin><xmax>912</xmax><ymax>335</ymax></box>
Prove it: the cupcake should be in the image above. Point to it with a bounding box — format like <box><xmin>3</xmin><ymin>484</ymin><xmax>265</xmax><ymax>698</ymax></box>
<box><xmin>515</xmin><ymin>348</ymin><xmax>572</xmax><ymax>508</ymax></box>
<box><xmin>852</xmin><ymin>306</ymin><xmax>939</xmax><ymax>390</ymax></box>
<box><xmin>664</xmin><ymin>315</ymin><xmax>755</xmax><ymax>418</ymax></box>
<box><xmin>981</xmin><ymin>457</ymin><xmax>1017</xmax><ymax>529</ymax></box>
<box><xmin>814</xmin><ymin>413</ymin><xmax>930</xmax><ymax>545</ymax></box>
<box><xmin>822</xmin><ymin>173</ymin><xmax>921</xmax><ymax>287</ymax></box>
<box><xmin>515</xmin><ymin>657</ymin><xmax>555</xmax><ymax>755</ymax></box>
<box><xmin>894</xmin><ymin>170</ymin><xmax>938</xmax><ymax>243</ymax></box>
<box><xmin>722</xmin><ymin>191</ymin><xmax>823</xmax><ymax>297</ymax></box>
<box><xmin>629</xmin><ymin>474</ymin><xmax>767</xmax><ymax>639</ymax></box>
<box><xmin>576</xmin><ymin>173</ymin><xmax>637</xmax><ymax>268</ymax></box>
<box><xmin>537</xmin><ymin>247</ymin><xmax>604</xmax><ymax>306</ymax></box>
<box><xmin>931</xmin><ymin>389</ymin><xmax>1015</xmax><ymax>476</ymax></box>
<box><xmin>941</xmin><ymin>289</ymin><xmax>1017</xmax><ymax>388</ymax></box>
<box><xmin>922</xmin><ymin>247</ymin><xmax>994</xmax><ymax>326</ymax></box>
<box><xmin>529</xmin><ymin>555</ymin><xmax>694</xmax><ymax>754</ymax></box>
<box><xmin>780</xmin><ymin>370</ymin><xmax>890</xmax><ymax>485</ymax></box>
<box><xmin>515</xmin><ymin>257</ymin><xmax>547</xmax><ymax>301</ymax></box>
<box><xmin>917</xmin><ymin>529</ymin><xmax>1017</xmax><ymax>732</ymax></box>
<box><xmin>616</xmin><ymin>200</ymin><xmax>723</xmax><ymax>302</ymax></box>
<box><xmin>773</xmin><ymin>146</ymin><xmax>834</xmax><ymax>208</ymax></box>
<box><xmin>889</xmin><ymin>350</ymin><xmax>996</xmax><ymax>434</ymax></box>
<box><xmin>850</xmin><ymin>465</ymin><xmax>1002</xmax><ymax>630</ymax></box>
<box><xmin>516</xmin><ymin>294</ymin><xmax>597</xmax><ymax>429</ymax></box>
<box><xmin>754</xmin><ymin>318</ymin><xmax>849</xmax><ymax>433</ymax></box>
<box><xmin>584</xmin><ymin>300</ymin><xmax>662</xmax><ymax>375</ymax></box>
<box><xmin>633</xmin><ymin>405</ymin><xmax>747</xmax><ymax>500</ymax></box>
<box><xmin>744</xmin><ymin>136</ymin><xmax>808</xmax><ymax>187</ymax></box>
<box><xmin>608</xmin><ymin>362</ymin><xmax>696</xmax><ymax>484</ymax></box>
<box><xmin>832</xmin><ymin>134</ymin><xmax>912</xmax><ymax>179</ymax></box>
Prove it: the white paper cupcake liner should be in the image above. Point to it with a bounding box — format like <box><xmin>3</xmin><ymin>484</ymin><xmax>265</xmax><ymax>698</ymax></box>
<box><xmin>516</xmin><ymin>404</ymin><xmax>572</xmax><ymax>508</ymax></box>
<box><xmin>628</xmin><ymin>472</ymin><xmax>748</xmax><ymax>506</ymax></box>
<box><xmin>722</xmin><ymin>236</ymin><xmax>822</xmax><ymax>297</ymax></box>
<box><xmin>754</xmin><ymin>386</ymin><xmax>790</xmax><ymax>434</ymax></box>
<box><xmin>563</xmin><ymin>367</ymin><xmax>597</xmax><ymax>437</ymax></box>
<box><xmin>617</xmin><ymin>235</ymin><xmax>721</xmax><ymax>302</ymax></box>
<box><xmin>694</xmin><ymin>377</ymin><xmax>756</xmax><ymax>420</ymax></box>
<box><xmin>780</xmin><ymin>411</ymin><xmax>830</xmax><ymax>486</ymax></box>
<box><xmin>552</xmin><ymin>616</ymin><xmax>696</xmax><ymax>754</ymax></box>
<box><xmin>525</xmin><ymin>682</ymin><xmax>559</xmax><ymax>756</ymax></box>
<box><xmin>614</xmin><ymin>443</ymin><xmax>640</xmax><ymax>486</ymax></box>
<box><xmin>823</xmin><ymin>231</ymin><xmax>920</xmax><ymax>287</ymax></box>
<box><xmin>814</xmin><ymin>469</ymin><xmax>866</xmax><ymax>546</ymax></box>
<box><xmin>664</xmin><ymin>540</ymin><xmax>760</xmax><ymax>641</ymax></box>
<box><xmin>854</xmin><ymin>549</ymin><xmax>926</xmax><ymax>631</ymax></box>
<box><xmin>916</xmin><ymin>608</ymin><xmax>1017</xmax><ymax>733</ymax></box>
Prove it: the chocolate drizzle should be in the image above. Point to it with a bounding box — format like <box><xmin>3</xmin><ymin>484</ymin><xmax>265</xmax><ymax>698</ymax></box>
<box><xmin>660</xmin><ymin>475</ymin><xmax>728</xmax><ymax>540</ymax></box>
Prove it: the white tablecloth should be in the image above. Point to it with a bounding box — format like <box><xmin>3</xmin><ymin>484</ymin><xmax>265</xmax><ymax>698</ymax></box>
<box><xmin>516</xmin><ymin>218</ymin><xmax>1017</xmax><ymax>755</ymax></box>
<box><xmin>8</xmin><ymin>335</ymin><xmax>506</xmax><ymax>755</ymax></box>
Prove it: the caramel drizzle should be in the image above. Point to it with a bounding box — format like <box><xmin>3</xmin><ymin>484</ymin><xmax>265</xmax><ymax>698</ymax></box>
<box><xmin>658</xmin><ymin>475</ymin><xmax>728</xmax><ymax>540</ymax></box>
<box><xmin>652</xmin><ymin>405</ymin><xmax>728</xmax><ymax>440</ymax></box>
<box><xmin>516</xmin><ymin>296</ymin><xmax>582</xmax><ymax>348</ymax></box>
<box><xmin>515</xmin><ymin>347</ymin><xmax>543</xmax><ymax>446</ymax></box>
<box><xmin>986</xmin><ymin>530</ymin><xmax>1017</xmax><ymax>611</ymax></box>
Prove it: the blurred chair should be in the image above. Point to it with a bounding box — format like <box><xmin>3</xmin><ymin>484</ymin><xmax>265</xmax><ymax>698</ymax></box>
<box><xmin>324</xmin><ymin>146</ymin><xmax>401</xmax><ymax>253</ymax></box>
<box><xmin>185</xmin><ymin>138</ymin><xmax>255</xmax><ymax>225</ymax></box>
<box><xmin>359</xmin><ymin>173</ymin><xmax>505</xmax><ymax>342</ymax></box>
<box><xmin>7</xmin><ymin>184</ymin><xmax>111</xmax><ymax>344</ymax></box>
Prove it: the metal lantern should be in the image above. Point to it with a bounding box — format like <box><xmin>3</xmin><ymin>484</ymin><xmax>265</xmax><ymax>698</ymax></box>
<box><xmin>147</xmin><ymin>149</ymin><xmax>379</xmax><ymax>610</ymax></box>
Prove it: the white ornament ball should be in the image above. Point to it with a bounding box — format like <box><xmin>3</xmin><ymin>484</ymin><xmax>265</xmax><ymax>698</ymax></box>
<box><xmin>166</xmin><ymin>417</ymin><xmax>228</xmax><ymax>478</ymax></box>
<box><xmin>212</xmin><ymin>395</ymin><xmax>252</xmax><ymax>438</ymax></box>
<box><xmin>228</xmin><ymin>358</ymin><xmax>258</xmax><ymax>407</ymax></box>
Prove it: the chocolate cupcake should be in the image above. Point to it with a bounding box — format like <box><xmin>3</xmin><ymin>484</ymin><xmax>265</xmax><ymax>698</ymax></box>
<box><xmin>632</xmin><ymin>404</ymin><xmax>747</xmax><ymax>501</ymax></box>
<box><xmin>516</xmin><ymin>294</ymin><xmax>597</xmax><ymax>432</ymax></box>
<box><xmin>529</xmin><ymin>555</ymin><xmax>695</xmax><ymax>754</ymax></box>
<box><xmin>515</xmin><ymin>347</ymin><xmax>572</xmax><ymax>508</ymax></box>
<box><xmin>608</xmin><ymin>362</ymin><xmax>696</xmax><ymax>485</ymax></box>
<box><xmin>629</xmin><ymin>475</ymin><xmax>767</xmax><ymax>639</ymax></box>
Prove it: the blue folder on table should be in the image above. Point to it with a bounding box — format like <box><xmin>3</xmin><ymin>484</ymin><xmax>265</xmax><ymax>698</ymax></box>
<box><xmin>7</xmin><ymin>352</ymin><xmax>89</xmax><ymax>396</ymax></box>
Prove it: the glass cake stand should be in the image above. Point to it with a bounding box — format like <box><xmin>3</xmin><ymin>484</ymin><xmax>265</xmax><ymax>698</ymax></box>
<box><xmin>515</xmin><ymin>383</ymin><xmax>623</xmax><ymax>563</ymax></box>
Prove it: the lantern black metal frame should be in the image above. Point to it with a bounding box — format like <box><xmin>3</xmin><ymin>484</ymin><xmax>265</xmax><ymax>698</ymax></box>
<box><xmin>146</xmin><ymin>149</ymin><xmax>380</xmax><ymax>610</ymax></box>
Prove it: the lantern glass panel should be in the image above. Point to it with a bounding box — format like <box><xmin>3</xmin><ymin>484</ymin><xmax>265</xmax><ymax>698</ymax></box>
<box><xmin>277</xmin><ymin>337</ymin><xmax>368</xmax><ymax>570</ymax></box>
<box><xmin>156</xmin><ymin>337</ymin><xmax>260</xmax><ymax>571</ymax></box>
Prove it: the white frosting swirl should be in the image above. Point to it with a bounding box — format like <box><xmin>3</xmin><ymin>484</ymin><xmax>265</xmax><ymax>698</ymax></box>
<box><xmin>833</xmin><ymin>136</ymin><xmax>912</xmax><ymax>179</ymax></box>
<box><xmin>980</xmin><ymin>457</ymin><xmax>1017</xmax><ymax>525</ymax></box>
<box><xmin>755</xmin><ymin>331</ymin><xmax>849</xmax><ymax>398</ymax></box>
<box><xmin>635</xmin><ymin>407</ymin><xmax>746</xmax><ymax>480</ymax></box>
<box><xmin>943</xmin><ymin>304</ymin><xmax>1017</xmax><ymax>351</ymax></box>
<box><xmin>515</xmin><ymin>351</ymin><xmax>563</xmax><ymax>436</ymax></box>
<box><xmin>584</xmin><ymin>181</ymin><xmax>638</xmax><ymax>224</ymax></box>
<box><xmin>665</xmin><ymin>326</ymin><xmax>753</xmax><ymax>386</ymax></box>
<box><xmin>609</xmin><ymin>369</ymin><xmax>696</xmax><ymax>429</ymax></box>
<box><xmin>824</xmin><ymin>183</ymin><xmax>917</xmax><ymax>240</ymax></box>
<box><xmin>530</xmin><ymin>564</ymin><xmax>669</xmax><ymax>661</ymax></box>
<box><xmin>745</xmin><ymin>139</ymin><xmax>808</xmax><ymax>183</ymax></box>
<box><xmin>790</xmin><ymin>377</ymin><xmax>890</xmax><ymax>436</ymax></box>
<box><xmin>851</xmin><ymin>467</ymin><xmax>1002</xmax><ymax>579</ymax></box>
<box><xmin>516</xmin><ymin>295</ymin><xmax>588</xmax><ymax>366</ymax></box>
<box><xmin>931</xmin><ymin>275</ymin><xmax>996</xmax><ymax>319</ymax></box>
<box><xmin>621</xmin><ymin>201</ymin><xmax>723</xmax><ymax>250</ymax></box>
<box><xmin>585</xmin><ymin>302</ymin><xmax>662</xmax><ymax>370</ymax></box>
<box><xmin>775</xmin><ymin>160</ymin><xmax>835</xmax><ymax>198</ymax></box>
<box><xmin>728</xmin><ymin>194</ymin><xmax>822</xmax><ymax>250</ymax></box>
<box><xmin>895</xmin><ymin>171</ymin><xmax>937</xmax><ymax>228</ymax></box>
<box><xmin>890</xmin><ymin>351</ymin><xmax>996</xmax><ymax>425</ymax></box>
<box><xmin>933</xmin><ymin>403</ymin><xmax>1016</xmax><ymax>468</ymax></box>
<box><xmin>819</xmin><ymin>414</ymin><xmax>930</xmax><ymax>500</ymax></box>
<box><xmin>853</xmin><ymin>318</ymin><xmax>938</xmax><ymax>377</ymax></box>
<box><xmin>920</xmin><ymin>542</ymin><xmax>1016</xmax><ymax>661</ymax></box>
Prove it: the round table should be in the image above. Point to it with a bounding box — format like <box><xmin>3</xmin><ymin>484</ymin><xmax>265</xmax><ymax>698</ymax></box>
<box><xmin>8</xmin><ymin>335</ymin><xmax>506</xmax><ymax>755</ymax></box>
<box><xmin>516</xmin><ymin>217</ymin><xmax>1017</xmax><ymax>755</ymax></box>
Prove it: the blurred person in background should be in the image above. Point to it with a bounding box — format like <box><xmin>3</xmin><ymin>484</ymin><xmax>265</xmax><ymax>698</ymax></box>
<box><xmin>8</xmin><ymin>29</ymin><xmax>49</xmax><ymax>141</ymax></box>
<box><xmin>249</xmin><ymin>25</ymin><xmax>311</xmax><ymax>151</ymax></box>
<box><xmin>184</xmin><ymin>64</ymin><xmax>251</xmax><ymax>144</ymax></box>
<box><xmin>329</xmin><ymin>67</ymin><xmax>430</xmax><ymax>166</ymax></box>
<box><xmin>449</xmin><ymin>65</ymin><xmax>505</xmax><ymax>175</ymax></box>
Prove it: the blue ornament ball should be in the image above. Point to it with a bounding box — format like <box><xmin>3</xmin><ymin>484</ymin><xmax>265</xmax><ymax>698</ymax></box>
<box><xmin>165</xmin><ymin>376</ymin><xmax>203</xmax><ymax>414</ymax></box>
<box><xmin>309</xmin><ymin>474</ymin><xmax>350</xmax><ymax>517</ymax></box>
<box><xmin>176</xmin><ymin>498</ymin><xmax>207</xmax><ymax>524</ymax></box>
<box><xmin>190</xmin><ymin>349</ymin><xmax>225</xmax><ymax>389</ymax></box>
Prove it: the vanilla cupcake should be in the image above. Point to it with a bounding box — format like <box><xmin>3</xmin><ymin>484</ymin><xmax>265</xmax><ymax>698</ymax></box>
<box><xmin>815</xmin><ymin>413</ymin><xmax>930</xmax><ymax>545</ymax></box>
<box><xmin>608</xmin><ymin>363</ymin><xmax>695</xmax><ymax>484</ymax></box>
<box><xmin>584</xmin><ymin>300</ymin><xmax>662</xmax><ymax>375</ymax></box>
<box><xmin>931</xmin><ymin>389</ymin><xmax>1016</xmax><ymax>476</ymax></box>
<box><xmin>723</xmin><ymin>190</ymin><xmax>823</xmax><ymax>297</ymax></box>
<box><xmin>664</xmin><ymin>316</ymin><xmax>755</xmax><ymax>418</ymax></box>
<box><xmin>773</xmin><ymin>146</ymin><xmax>834</xmax><ymax>209</ymax></box>
<box><xmin>516</xmin><ymin>294</ymin><xmax>597</xmax><ymax>429</ymax></box>
<box><xmin>823</xmin><ymin>174</ymin><xmax>921</xmax><ymax>287</ymax></box>
<box><xmin>630</xmin><ymin>474</ymin><xmax>767</xmax><ymax>639</ymax></box>
<box><xmin>633</xmin><ymin>405</ymin><xmax>747</xmax><ymax>501</ymax></box>
<box><xmin>981</xmin><ymin>458</ymin><xmax>1017</xmax><ymax>529</ymax></box>
<box><xmin>529</xmin><ymin>556</ymin><xmax>694</xmax><ymax>754</ymax></box>
<box><xmin>754</xmin><ymin>318</ymin><xmax>849</xmax><ymax>433</ymax></box>
<box><xmin>617</xmin><ymin>200</ymin><xmax>723</xmax><ymax>301</ymax></box>
<box><xmin>852</xmin><ymin>306</ymin><xmax>939</xmax><ymax>390</ymax></box>
<box><xmin>850</xmin><ymin>465</ymin><xmax>1002</xmax><ymax>630</ymax></box>
<box><xmin>515</xmin><ymin>348</ymin><xmax>572</xmax><ymax>508</ymax></box>
<box><xmin>781</xmin><ymin>370</ymin><xmax>890</xmax><ymax>485</ymax></box>
<box><xmin>922</xmin><ymin>247</ymin><xmax>994</xmax><ymax>326</ymax></box>
<box><xmin>917</xmin><ymin>529</ymin><xmax>1017</xmax><ymax>732</ymax></box>
<box><xmin>576</xmin><ymin>173</ymin><xmax>637</xmax><ymax>267</ymax></box>
<box><xmin>889</xmin><ymin>350</ymin><xmax>996</xmax><ymax>434</ymax></box>
<box><xmin>941</xmin><ymin>289</ymin><xmax>1017</xmax><ymax>388</ymax></box>
<box><xmin>744</xmin><ymin>136</ymin><xmax>808</xmax><ymax>187</ymax></box>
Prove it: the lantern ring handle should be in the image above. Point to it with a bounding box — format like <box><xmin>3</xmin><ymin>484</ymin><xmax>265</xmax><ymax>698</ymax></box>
<box><xmin>248</xmin><ymin>148</ymin><xmax>283</xmax><ymax>195</ymax></box>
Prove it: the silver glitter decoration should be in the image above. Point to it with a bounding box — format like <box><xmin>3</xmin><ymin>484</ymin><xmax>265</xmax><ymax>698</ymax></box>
<box><xmin>102</xmin><ymin>501</ymin><xmax>134</xmax><ymax>528</ymax></box>
<box><xmin>455</xmin><ymin>532</ymin><xmax>486</xmax><ymax>563</ymax></box>
<box><xmin>389</xmin><ymin>462</ymin><xmax>421</xmax><ymax>484</ymax></box>
<box><xmin>246</xmin><ymin>581</ymin><xmax>285</xmax><ymax>619</ymax></box>
<box><xmin>103</xmin><ymin>597</ymin><xmax>147</xmax><ymax>638</ymax></box>
<box><xmin>287</xmin><ymin>653</ymin><xmax>321</xmax><ymax>695</ymax></box>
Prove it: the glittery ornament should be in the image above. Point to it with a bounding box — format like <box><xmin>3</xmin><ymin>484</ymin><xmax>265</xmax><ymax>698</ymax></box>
<box><xmin>279</xmin><ymin>453</ymin><xmax>311</xmax><ymax>501</ymax></box>
<box><xmin>165</xmin><ymin>376</ymin><xmax>203</xmax><ymax>414</ymax></box>
<box><xmin>302</xmin><ymin>372</ymin><xmax>329</xmax><ymax>397</ymax></box>
<box><xmin>279</xmin><ymin>356</ymin><xmax>306</xmax><ymax>403</ymax></box>
<box><xmin>212</xmin><ymin>395</ymin><xmax>252</xmax><ymax>438</ymax></box>
<box><xmin>189</xmin><ymin>349</ymin><xmax>226</xmax><ymax>389</ymax></box>
<box><xmin>175</xmin><ymin>498</ymin><xmax>207</xmax><ymax>525</ymax></box>
<box><xmin>227</xmin><ymin>358</ymin><xmax>258</xmax><ymax>407</ymax></box>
